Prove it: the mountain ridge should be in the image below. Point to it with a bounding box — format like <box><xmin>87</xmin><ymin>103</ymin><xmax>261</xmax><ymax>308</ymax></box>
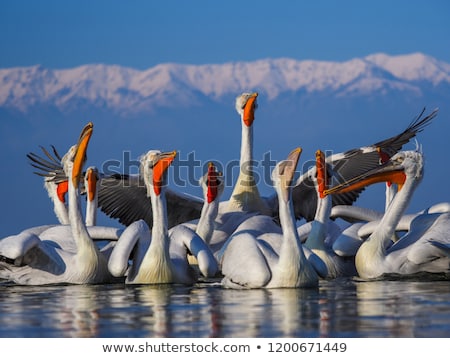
<box><xmin>1</xmin><ymin>52</ymin><xmax>448</xmax><ymax>114</ymax></box>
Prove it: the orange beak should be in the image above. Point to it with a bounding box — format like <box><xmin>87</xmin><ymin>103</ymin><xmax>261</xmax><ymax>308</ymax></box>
<box><xmin>316</xmin><ymin>150</ymin><xmax>327</xmax><ymax>199</ymax></box>
<box><xmin>86</xmin><ymin>168</ymin><xmax>98</xmax><ymax>202</ymax></box>
<box><xmin>72</xmin><ymin>122</ymin><xmax>93</xmax><ymax>188</ymax></box>
<box><xmin>243</xmin><ymin>92</ymin><xmax>258</xmax><ymax>127</ymax></box>
<box><xmin>324</xmin><ymin>163</ymin><xmax>406</xmax><ymax>196</ymax></box>
<box><xmin>153</xmin><ymin>151</ymin><xmax>177</xmax><ymax>195</ymax></box>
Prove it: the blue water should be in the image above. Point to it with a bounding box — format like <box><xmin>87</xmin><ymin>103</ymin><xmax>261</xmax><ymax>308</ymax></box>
<box><xmin>1</xmin><ymin>277</ymin><xmax>449</xmax><ymax>338</ymax></box>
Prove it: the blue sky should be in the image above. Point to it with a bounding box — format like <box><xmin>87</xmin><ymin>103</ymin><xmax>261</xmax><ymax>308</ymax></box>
<box><xmin>1</xmin><ymin>0</ymin><xmax>449</xmax><ymax>69</ymax></box>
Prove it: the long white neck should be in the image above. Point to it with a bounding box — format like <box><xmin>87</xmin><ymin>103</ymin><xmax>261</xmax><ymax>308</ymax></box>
<box><xmin>67</xmin><ymin>174</ymin><xmax>100</xmax><ymax>279</ymax></box>
<box><xmin>271</xmin><ymin>188</ymin><xmax>317</xmax><ymax>287</ymax></box>
<box><xmin>240</xmin><ymin>122</ymin><xmax>253</xmax><ymax>164</ymax></box>
<box><xmin>228</xmin><ymin>122</ymin><xmax>270</xmax><ymax>215</ymax></box>
<box><xmin>85</xmin><ymin>189</ymin><xmax>97</xmax><ymax>227</ymax></box>
<box><xmin>137</xmin><ymin>183</ymin><xmax>173</xmax><ymax>283</ymax></box>
<box><xmin>304</xmin><ymin>187</ymin><xmax>331</xmax><ymax>251</ymax></box>
<box><xmin>356</xmin><ymin>174</ymin><xmax>419</xmax><ymax>278</ymax></box>
<box><xmin>196</xmin><ymin>198</ymin><xmax>219</xmax><ymax>244</ymax></box>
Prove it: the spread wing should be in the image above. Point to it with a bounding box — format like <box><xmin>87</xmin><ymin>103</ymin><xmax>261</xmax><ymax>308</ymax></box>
<box><xmin>97</xmin><ymin>173</ymin><xmax>204</xmax><ymax>228</ymax></box>
<box><xmin>27</xmin><ymin>145</ymin><xmax>67</xmax><ymax>183</ymax></box>
<box><xmin>290</xmin><ymin>107</ymin><xmax>438</xmax><ymax>221</ymax></box>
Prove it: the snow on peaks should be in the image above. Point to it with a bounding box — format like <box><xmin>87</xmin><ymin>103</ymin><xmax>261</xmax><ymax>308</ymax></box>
<box><xmin>365</xmin><ymin>52</ymin><xmax>450</xmax><ymax>84</ymax></box>
<box><xmin>0</xmin><ymin>53</ymin><xmax>448</xmax><ymax>113</ymax></box>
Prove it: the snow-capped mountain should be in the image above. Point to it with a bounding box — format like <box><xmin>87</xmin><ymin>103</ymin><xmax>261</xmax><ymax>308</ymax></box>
<box><xmin>1</xmin><ymin>52</ymin><xmax>449</xmax><ymax>115</ymax></box>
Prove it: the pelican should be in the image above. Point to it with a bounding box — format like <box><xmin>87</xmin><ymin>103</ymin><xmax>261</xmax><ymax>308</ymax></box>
<box><xmin>226</xmin><ymin>92</ymin><xmax>271</xmax><ymax>215</ymax></box>
<box><xmin>220</xmin><ymin>148</ymin><xmax>319</xmax><ymax>289</ymax></box>
<box><xmin>302</xmin><ymin>150</ymin><xmax>357</xmax><ymax>278</ymax></box>
<box><xmin>0</xmin><ymin>122</ymin><xmax>114</xmax><ymax>285</ymax></box>
<box><xmin>107</xmin><ymin>150</ymin><xmax>218</xmax><ymax>284</ymax></box>
<box><xmin>324</xmin><ymin>150</ymin><xmax>450</xmax><ymax>279</ymax></box>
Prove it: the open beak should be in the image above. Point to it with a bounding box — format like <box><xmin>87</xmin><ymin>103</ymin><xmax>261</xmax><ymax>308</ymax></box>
<box><xmin>153</xmin><ymin>150</ymin><xmax>177</xmax><ymax>195</ymax></box>
<box><xmin>243</xmin><ymin>92</ymin><xmax>258</xmax><ymax>127</ymax></box>
<box><xmin>72</xmin><ymin>122</ymin><xmax>93</xmax><ymax>189</ymax></box>
<box><xmin>324</xmin><ymin>160</ymin><xmax>406</xmax><ymax>196</ymax></box>
<box><xmin>316</xmin><ymin>150</ymin><xmax>327</xmax><ymax>199</ymax></box>
<box><xmin>206</xmin><ymin>162</ymin><xmax>222</xmax><ymax>203</ymax></box>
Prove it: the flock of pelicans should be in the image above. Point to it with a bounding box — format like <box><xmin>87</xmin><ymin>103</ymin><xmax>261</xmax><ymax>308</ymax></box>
<box><xmin>1</xmin><ymin>92</ymin><xmax>449</xmax><ymax>289</ymax></box>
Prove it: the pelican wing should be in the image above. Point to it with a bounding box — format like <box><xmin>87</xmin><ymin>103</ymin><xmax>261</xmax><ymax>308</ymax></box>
<box><xmin>289</xmin><ymin>108</ymin><xmax>438</xmax><ymax>221</ymax></box>
<box><xmin>97</xmin><ymin>174</ymin><xmax>204</xmax><ymax>228</ymax></box>
<box><xmin>27</xmin><ymin>145</ymin><xmax>67</xmax><ymax>183</ymax></box>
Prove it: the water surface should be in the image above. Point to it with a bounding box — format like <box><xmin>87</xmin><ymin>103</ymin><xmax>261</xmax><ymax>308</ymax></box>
<box><xmin>1</xmin><ymin>277</ymin><xmax>449</xmax><ymax>338</ymax></box>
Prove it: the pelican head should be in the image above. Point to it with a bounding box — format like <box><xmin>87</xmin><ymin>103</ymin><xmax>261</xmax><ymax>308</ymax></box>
<box><xmin>141</xmin><ymin>150</ymin><xmax>177</xmax><ymax>196</ymax></box>
<box><xmin>235</xmin><ymin>92</ymin><xmax>258</xmax><ymax>127</ymax></box>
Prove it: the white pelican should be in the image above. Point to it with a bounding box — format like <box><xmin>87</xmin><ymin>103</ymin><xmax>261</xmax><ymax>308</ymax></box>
<box><xmin>220</xmin><ymin>148</ymin><xmax>319</xmax><ymax>289</ymax></box>
<box><xmin>107</xmin><ymin>150</ymin><xmax>218</xmax><ymax>284</ymax></box>
<box><xmin>0</xmin><ymin>122</ymin><xmax>114</xmax><ymax>285</ymax></box>
<box><xmin>302</xmin><ymin>150</ymin><xmax>357</xmax><ymax>278</ymax></box>
<box><xmin>226</xmin><ymin>92</ymin><xmax>271</xmax><ymax>215</ymax></box>
<box><xmin>324</xmin><ymin>150</ymin><xmax>450</xmax><ymax>279</ymax></box>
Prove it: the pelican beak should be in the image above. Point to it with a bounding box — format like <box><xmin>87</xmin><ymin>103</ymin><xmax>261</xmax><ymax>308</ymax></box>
<box><xmin>56</xmin><ymin>180</ymin><xmax>69</xmax><ymax>203</ymax></box>
<box><xmin>206</xmin><ymin>162</ymin><xmax>222</xmax><ymax>203</ymax></box>
<box><xmin>86</xmin><ymin>168</ymin><xmax>98</xmax><ymax>202</ymax></box>
<box><xmin>324</xmin><ymin>161</ymin><xmax>406</xmax><ymax>196</ymax></box>
<box><xmin>316</xmin><ymin>149</ymin><xmax>327</xmax><ymax>199</ymax></box>
<box><xmin>279</xmin><ymin>147</ymin><xmax>302</xmax><ymax>202</ymax></box>
<box><xmin>72</xmin><ymin>122</ymin><xmax>93</xmax><ymax>188</ymax></box>
<box><xmin>243</xmin><ymin>92</ymin><xmax>258</xmax><ymax>127</ymax></box>
<box><xmin>153</xmin><ymin>150</ymin><xmax>177</xmax><ymax>195</ymax></box>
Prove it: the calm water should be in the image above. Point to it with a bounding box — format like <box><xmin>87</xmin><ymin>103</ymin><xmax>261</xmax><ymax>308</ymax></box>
<box><xmin>1</xmin><ymin>277</ymin><xmax>450</xmax><ymax>338</ymax></box>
